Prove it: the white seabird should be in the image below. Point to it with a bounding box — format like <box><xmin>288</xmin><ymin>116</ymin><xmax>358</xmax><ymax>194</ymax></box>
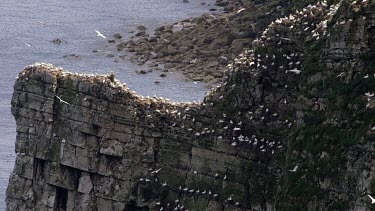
<box><xmin>336</xmin><ymin>72</ymin><xmax>345</xmax><ymax>78</ymax></box>
<box><xmin>368</xmin><ymin>194</ymin><xmax>375</xmax><ymax>204</ymax></box>
<box><xmin>55</xmin><ymin>95</ymin><xmax>70</xmax><ymax>105</ymax></box>
<box><xmin>95</xmin><ymin>30</ymin><xmax>107</xmax><ymax>39</ymax></box>
<box><xmin>365</xmin><ymin>92</ymin><xmax>374</xmax><ymax>97</ymax></box>
<box><xmin>288</xmin><ymin>165</ymin><xmax>298</xmax><ymax>172</ymax></box>
<box><xmin>286</xmin><ymin>68</ymin><xmax>302</xmax><ymax>74</ymax></box>
<box><xmin>151</xmin><ymin>168</ymin><xmax>162</xmax><ymax>174</ymax></box>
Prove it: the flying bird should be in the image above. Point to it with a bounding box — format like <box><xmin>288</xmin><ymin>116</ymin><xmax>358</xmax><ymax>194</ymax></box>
<box><xmin>55</xmin><ymin>95</ymin><xmax>70</xmax><ymax>105</ymax></box>
<box><xmin>95</xmin><ymin>30</ymin><xmax>107</xmax><ymax>39</ymax></box>
<box><xmin>368</xmin><ymin>194</ymin><xmax>375</xmax><ymax>204</ymax></box>
<box><xmin>288</xmin><ymin>165</ymin><xmax>298</xmax><ymax>172</ymax></box>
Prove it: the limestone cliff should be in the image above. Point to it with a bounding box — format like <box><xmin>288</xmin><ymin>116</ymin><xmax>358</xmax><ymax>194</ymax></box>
<box><xmin>6</xmin><ymin>0</ymin><xmax>375</xmax><ymax>210</ymax></box>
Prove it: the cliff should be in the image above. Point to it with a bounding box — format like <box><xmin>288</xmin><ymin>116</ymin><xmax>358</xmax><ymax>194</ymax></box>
<box><xmin>6</xmin><ymin>0</ymin><xmax>375</xmax><ymax>210</ymax></box>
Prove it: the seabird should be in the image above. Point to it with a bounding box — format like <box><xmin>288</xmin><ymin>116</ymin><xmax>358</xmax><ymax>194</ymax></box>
<box><xmin>286</xmin><ymin>68</ymin><xmax>302</xmax><ymax>74</ymax></box>
<box><xmin>55</xmin><ymin>95</ymin><xmax>70</xmax><ymax>105</ymax></box>
<box><xmin>151</xmin><ymin>168</ymin><xmax>162</xmax><ymax>174</ymax></box>
<box><xmin>95</xmin><ymin>30</ymin><xmax>107</xmax><ymax>39</ymax></box>
<box><xmin>365</xmin><ymin>92</ymin><xmax>374</xmax><ymax>97</ymax></box>
<box><xmin>336</xmin><ymin>72</ymin><xmax>345</xmax><ymax>78</ymax></box>
<box><xmin>368</xmin><ymin>195</ymin><xmax>375</xmax><ymax>204</ymax></box>
<box><xmin>288</xmin><ymin>165</ymin><xmax>298</xmax><ymax>172</ymax></box>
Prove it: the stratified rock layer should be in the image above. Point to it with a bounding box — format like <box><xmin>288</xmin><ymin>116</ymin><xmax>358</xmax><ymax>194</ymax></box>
<box><xmin>6</xmin><ymin>0</ymin><xmax>375</xmax><ymax>210</ymax></box>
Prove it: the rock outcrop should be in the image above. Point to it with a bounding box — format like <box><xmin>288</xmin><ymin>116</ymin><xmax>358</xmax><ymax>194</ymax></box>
<box><xmin>6</xmin><ymin>0</ymin><xmax>375</xmax><ymax>210</ymax></box>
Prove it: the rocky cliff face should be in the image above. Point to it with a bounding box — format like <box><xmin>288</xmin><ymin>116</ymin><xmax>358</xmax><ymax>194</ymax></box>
<box><xmin>6</xmin><ymin>0</ymin><xmax>375</xmax><ymax>210</ymax></box>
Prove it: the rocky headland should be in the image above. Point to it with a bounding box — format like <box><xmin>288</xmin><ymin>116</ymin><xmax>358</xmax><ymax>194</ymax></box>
<box><xmin>6</xmin><ymin>0</ymin><xmax>375</xmax><ymax>210</ymax></box>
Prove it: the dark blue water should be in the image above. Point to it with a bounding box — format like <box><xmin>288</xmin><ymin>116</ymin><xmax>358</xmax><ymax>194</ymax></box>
<box><xmin>0</xmin><ymin>0</ymin><xmax>217</xmax><ymax>209</ymax></box>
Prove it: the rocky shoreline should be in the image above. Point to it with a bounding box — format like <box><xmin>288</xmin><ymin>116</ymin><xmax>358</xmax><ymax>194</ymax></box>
<box><xmin>105</xmin><ymin>0</ymin><xmax>317</xmax><ymax>86</ymax></box>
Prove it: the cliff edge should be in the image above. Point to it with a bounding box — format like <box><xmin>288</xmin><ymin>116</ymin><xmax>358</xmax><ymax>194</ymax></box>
<box><xmin>6</xmin><ymin>0</ymin><xmax>375</xmax><ymax>210</ymax></box>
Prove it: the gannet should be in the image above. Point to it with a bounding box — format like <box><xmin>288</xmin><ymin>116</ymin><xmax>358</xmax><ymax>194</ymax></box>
<box><xmin>288</xmin><ymin>165</ymin><xmax>298</xmax><ymax>172</ymax></box>
<box><xmin>55</xmin><ymin>95</ymin><xmax>70</xmax><ymax>105</ymax></box>
<box><xmin>365</xmin><ymin>92</ymin><xmax>374</xmax><ymax>97</ymax></box>
<box><xmin>151</xmin><ymin>168</ymin><xmax>162</xmax><ymax>174</ymax></box>
<box><xmin>95</xmin><ymin>30</ymin><xmax>106</xmax><ymax>39</ymax></box>
<box><xmin>336</xmin><ymin>72</ymin><xmax>345</xmax><ymax>78</ymax></box>
<box><xmin>286</xmin><ymin>68</ymin><xmax>302</xmax><ymax>74</ymax></box>
<box><xmin>368</xmin><ymin>195</ymin><xmax>375</xmax><ymax>204</ymax></box>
